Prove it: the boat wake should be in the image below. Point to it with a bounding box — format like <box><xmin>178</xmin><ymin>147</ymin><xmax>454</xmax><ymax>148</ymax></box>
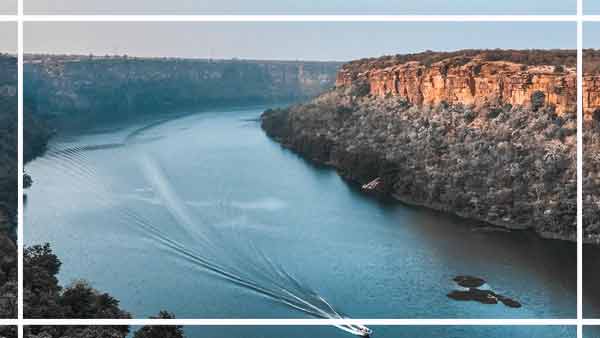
<box><xmin>137</xmin><ymin>152</ymin><xmax>370</xmax><ymax>335</ymax></box>
<box><xmin>32</xmin><ymin>119</ymin><xmax>371</xmax><ymax>337</ymax></box>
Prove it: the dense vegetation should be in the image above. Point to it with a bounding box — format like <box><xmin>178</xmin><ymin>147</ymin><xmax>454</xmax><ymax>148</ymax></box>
<box><xmin>25</xmin><ymin>312</ymin><xmax>184</xmax><ymax>338</ymax></box>
<box><xmin>24</xmin><ymin>244</ymin><xmax>185</xmax><ymax>337</ymax></box>
<box><xmin>340</xmin><ymin>49</ymin><xmax>577</xmax><ymax>77</ymax></box>
<box><xmin>263</xmin><ymin>50</ymin><xmax>577</xmax><ymax>240</ymax></box>
<box><xmin>24</xmin><ymin>56</ymin><xmax>332</xmax><ymax>325</ymax></box>
<box><xmin>585</xmin><ymin>115</ymin><xmax>600</xmax><ymax>243</ymax></box>
<box><xmin>24</xmin><ymin>112</ymin><xmax>51</xmax><ymax>164</ymax></box>
<box><xmin>24</xmin><ymin>56</ymin><xmax>340</xmax><ymax>129</ymax></box>
<box><xmin>0</xmin><ymin>326</ymin><xmax>15</xmax><ymax>338</ymax></box>
<box><xmin>0</xmin><ymin>55</ymin><xmax>17</xmax><ymax>227</ymax></box>
<box><xmin>584</xmin><ymin>49</ymin><xmax>600</xmax><ymax>243</ymax></box>
<box><xmin>24</xmin><ymin>243</ymin><xmax>130</xmax><ymax>319</ymax></box>
<box><xmin>584</xmin><ymin>49</ymin><xmax>600</xmax><ymax>74</ymax></box>
<box><xmin>0</xmin><ymin>54</ymin><xmax>17</xmax><ymax>318</ymax></box>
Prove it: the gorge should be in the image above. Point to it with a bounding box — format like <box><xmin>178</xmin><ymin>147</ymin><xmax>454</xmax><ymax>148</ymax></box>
<box><xmin>262</xmin><ymin>50</ymin><xmax>578</xmax><ymax>241</ymax></box>
<box><xmin>24</xmin><ymin>51</ymin><xmax>579</xmax><ymax>325</ymax></box>
<box><xmin>24</xmin><ymin>55</ymin><xmax>341</xmax><ymax>128</ymax></box>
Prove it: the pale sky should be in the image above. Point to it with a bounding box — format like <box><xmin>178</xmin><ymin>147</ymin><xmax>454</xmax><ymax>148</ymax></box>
<box><xmin>585</xmin><ymin>0</ymin><xmax>600</xmax><ymax>14</ymax></box>
<box><xmin>586</xmin><ymin>23</ymin><xmax>600</xmax><ymax>47</ymax></box>
<box><xmin>25</xmin><ymin>22</ymin><xmax>576</xmax><ymax>62</ymax></box>
<box><xmin>24</xmin><ymin>0</ymin><xmax>575</xmax><ymax>14</ymax></box>
<box><xmin>0</xmin><ymin>22</ymin><xmax>16</xmax><ymax>54</ymax></box>
<box><xmin>0</xmin><ymin>0</ymin><xmax>16</xmax><ymax>14</ymax></box>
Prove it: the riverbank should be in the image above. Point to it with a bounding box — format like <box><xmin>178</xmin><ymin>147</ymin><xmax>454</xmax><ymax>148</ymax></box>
<box><xmin>261</xmin><ymin>51</ymin><xmax>577</xmax><ymax>242</ymax></box>
<box><xmin>25</xmin><ymin>106</ymin><xmax>575</xmax><ymax>318</ymax></box>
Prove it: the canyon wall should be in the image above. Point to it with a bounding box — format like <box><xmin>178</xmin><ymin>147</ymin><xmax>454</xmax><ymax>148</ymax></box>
<box><xmin>24</xmin><ymin>55</ymin><xmax>341</xmax><ymax>127</ymax></box>
<box><xmin>336</xmin><ymin>58</ymin><xmax>576</xmax><ymax>115</ymax></box>
<box><xmin>584</xmin><ymin>74</ymin><xmax>600</xmax><ymax>119</ymax></box>
<box><xmin>263</xmin><ymin>51</ymin><xmax>577</xmax><ymax>241</ymax></box>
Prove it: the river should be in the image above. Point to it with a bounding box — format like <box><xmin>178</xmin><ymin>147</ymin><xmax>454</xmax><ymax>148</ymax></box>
<box><xmin>25</xmin><ymin>105</ymin><xmax>576</xmax><ymax>328</ymax></box>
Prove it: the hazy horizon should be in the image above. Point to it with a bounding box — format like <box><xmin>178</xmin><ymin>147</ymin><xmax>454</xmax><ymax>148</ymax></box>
<box><xmin>25</xmin><ymin>22</ymin><xmax>576</xmax><ymax>62</ymax></box>
<box><xmin>0</xmin><ymin>23</ymin><xmax>17</xmax><ymax>54</ymax></box>
<box><xmin>585</xmin><ymin>23</ymin><xmax>600</xmax><ymax>48</ymax></box>
<box><xmin>24</xmin><ymin>0</ymin><xmax>574</xmax><ymax>14</ymax></box>
<box><xmin>585</xmin><ymin>0</ymin><xmax>600</xmax><ymax>14</ymax></box>
<box><xmin>0</xmin><ymin>0</ymin><xmax>16</xmax><ymax>14</ymax></box>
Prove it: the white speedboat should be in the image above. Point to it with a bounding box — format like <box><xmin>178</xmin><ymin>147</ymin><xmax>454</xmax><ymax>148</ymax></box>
<box><xmin>336</xmin><ymin>323</ymin><xmax>373</xmax><ymax>337</ymax></box>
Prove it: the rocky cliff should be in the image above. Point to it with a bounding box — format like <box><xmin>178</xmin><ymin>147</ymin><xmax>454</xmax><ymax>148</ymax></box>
<box><xmin>584</xmin><ymin>74</ymin><xmax>600</xmax><ymax>119</ymax></box>
<box><xmin>262</xmin><ymin>50</ymin><xmax>577</xmax><ymax>241</ymax></box>
<box><xmin>24</xmin><ymin>55</ymin><xmax>341</xmax><ymax>128</ymax></box>
<box><xmin>336</xmin><ymin>51</ymin><xmax>576</xmax><ymax>115</ymax></box>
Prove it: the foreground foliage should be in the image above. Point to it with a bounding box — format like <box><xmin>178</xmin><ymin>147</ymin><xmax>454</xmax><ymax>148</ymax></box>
<box><xmin>24</xmin><ymin>244</ymin><xmax>185</xmax><ymax>337</ymax></box>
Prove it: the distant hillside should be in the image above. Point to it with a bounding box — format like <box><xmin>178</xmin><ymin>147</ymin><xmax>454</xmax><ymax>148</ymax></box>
<box><xmin>24</xmin><ymin>55</ymin><xmax>341</xmax><ymax>128</ymax></box>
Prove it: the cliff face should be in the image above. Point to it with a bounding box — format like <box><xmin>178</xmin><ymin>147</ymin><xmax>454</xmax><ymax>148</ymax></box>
<box><xmin>262</xmin><ymin>51</ymin><xmax>576</xmax><ymax>241</ymax></box>
<box><xmin>24</xmin><ymin>55</ymin><xmax>341</xmax><ymax>127</ymax></box>
<box><xmin>584</xmin><ymin>74</ymin><xmax>600</xmax><ymax>119</ymax></box>
<box><xmin>336</xmin><ymin>58</ymin><xmax>576</xmax><ymax>115</ymax></box>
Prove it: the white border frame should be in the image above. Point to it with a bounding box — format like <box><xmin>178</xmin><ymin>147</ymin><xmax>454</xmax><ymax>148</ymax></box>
<box><xmin>6</xmin><ymin>0</ymin><xmax>598</xmax><ymax>335</ymax></box>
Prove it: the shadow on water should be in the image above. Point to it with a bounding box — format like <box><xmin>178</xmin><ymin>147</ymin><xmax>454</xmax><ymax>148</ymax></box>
<box><xmin>264</xmin><ymin>128</ymin><xmax>576</xmax><ymax>314</ymax></box>
<box><xmin>585</xmin><ymin>245</ymin><xmax>600</xmax><ymax>317</ymax></box>
<box><xmin>176</xmin><ymin>325</ymin><xmax>576</xmax><ymax>338</ymax></box>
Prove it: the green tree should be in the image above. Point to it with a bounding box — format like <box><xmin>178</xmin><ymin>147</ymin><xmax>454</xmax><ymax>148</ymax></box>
<box><xmin>133</xmin><ymin>311</ymin><xmax>185</xmax><ymax>338</ymax></box>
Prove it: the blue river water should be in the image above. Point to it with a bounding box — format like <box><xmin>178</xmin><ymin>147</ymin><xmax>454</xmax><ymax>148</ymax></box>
<box><xmin>147</xmin><ymin>325</ymin><xmax>577</xmax><ymax>338</ymax></box>
<box><xmin>25</xmin><ymin>106</ymin><xmax>576</xmax><ymax>326</ymax></box>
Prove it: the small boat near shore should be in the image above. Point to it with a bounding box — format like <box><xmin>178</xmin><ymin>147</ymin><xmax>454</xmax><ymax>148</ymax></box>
<box><xmin>362</xmin><ymin>177</ymin><xmax>382</xmax><ymax>191</ymax></box>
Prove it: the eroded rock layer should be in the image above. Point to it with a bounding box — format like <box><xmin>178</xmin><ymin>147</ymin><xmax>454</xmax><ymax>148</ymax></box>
<box><xmin>584</xmin><ymin>75</ymin><xmax>600</xmax><ymax>120</ymax></box>
<box><xmin>338</xmin><ymin>60</ymin><xmax>576</xmax><ymax>115</ymax></box>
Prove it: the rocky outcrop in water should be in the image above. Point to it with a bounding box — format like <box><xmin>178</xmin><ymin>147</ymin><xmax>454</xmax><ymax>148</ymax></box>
<box><xmin>447</xmin><ymin>276</ymin><xmax>521</xmax><ymax>308</ymax></box>
<box><xmin>262</xmin><ymin>50</ymin><xmax>576</xmax><ymax>241</ymax></box>
<box><xmin>24</xmin><ymin>55</ymin><xmax>341</xmax><ymax>128</ymax></box>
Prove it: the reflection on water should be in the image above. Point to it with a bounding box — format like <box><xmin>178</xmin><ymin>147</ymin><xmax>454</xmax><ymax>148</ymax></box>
<box><xmin>585</xmin><ymin>245</ymin><xmax>600</xmax><ymax>317</ymax></box>
<box><xmin>25</xmin><ymin>107</ymin><xmax>576</xmax><ymax>321</ymax></box>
